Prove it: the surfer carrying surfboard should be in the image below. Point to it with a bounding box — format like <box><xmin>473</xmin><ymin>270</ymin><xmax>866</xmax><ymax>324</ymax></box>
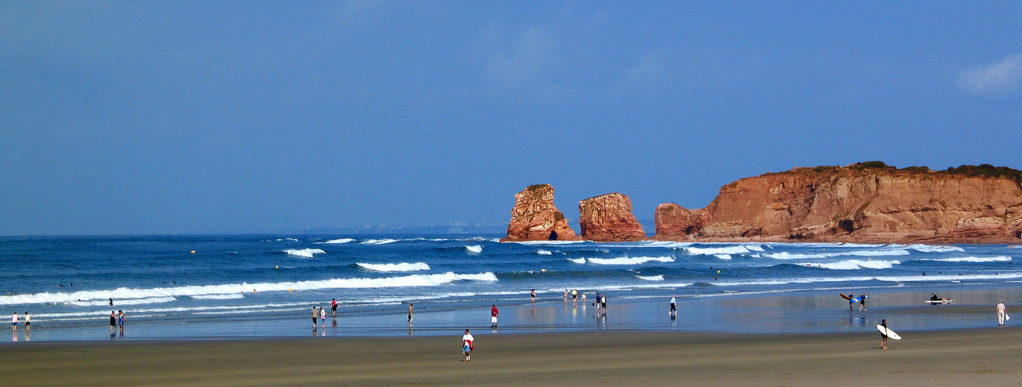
<box><xmin>880</xmin><ymin>319</ymin><xmax>889</xmax><ymax>350</ymax></box>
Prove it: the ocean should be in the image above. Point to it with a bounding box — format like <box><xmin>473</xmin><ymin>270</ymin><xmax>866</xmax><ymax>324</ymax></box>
<box><xmin>1</xmin><ymin>235</ymin><xmax>1019</xmax><ymax>341</ymax></box>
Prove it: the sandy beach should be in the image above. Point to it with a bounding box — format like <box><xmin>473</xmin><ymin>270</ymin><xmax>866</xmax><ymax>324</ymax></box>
<box><xmin>2</xmin><ymin>327</ymin><xmax>1020</xmax><ymax>386</ymax></box>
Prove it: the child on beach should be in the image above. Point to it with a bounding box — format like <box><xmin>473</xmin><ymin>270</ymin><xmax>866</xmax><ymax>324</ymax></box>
<box><xmin>462</xmin><ymin>329</ymin><xmax>474</xmax><ymax>362</ymax></box>
<box><xmin>11</xmin><ymin>312</ymin><xmax>18</xmax><ymax>330</ymax></box>
<box><xmin>670</xmin><ymin>296</ymin><xmax>677</xmax><ymax>317</ymax></box>
<box><xmin>320</xmin><ymin>307</ymin><xmax>326</xmax><ymax>327</ymax></box>
<box><xmin>331</xmin><ymin>298</ymin><xmax>338</xmax><ymax>317</ymax></box>
<box><xmin>24</xmin><ymin>312</ymin><xmax>30</xmax><ymax>330</ymax></box>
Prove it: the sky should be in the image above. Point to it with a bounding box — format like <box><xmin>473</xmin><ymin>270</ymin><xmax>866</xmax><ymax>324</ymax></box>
<box><xmin>2</xmin><ymin>1</ymin><xmax>1021</xmax><ymax>235</ymax></box>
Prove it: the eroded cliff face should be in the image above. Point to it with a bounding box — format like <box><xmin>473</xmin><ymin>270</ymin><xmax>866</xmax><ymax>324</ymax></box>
<box><xmin>501</xmin><ymin>184</ymin><xmax>581</xmax><ymax>242</ymax></box>
<box><xmin>578</xmin><ymin>193</ymin><xmax>646</xmax><ymax>242</ymax></box>
<box><xmin>655</xmin><ymin>164</ymin><xmax>1022</xmax><ymax>243</ymax></box>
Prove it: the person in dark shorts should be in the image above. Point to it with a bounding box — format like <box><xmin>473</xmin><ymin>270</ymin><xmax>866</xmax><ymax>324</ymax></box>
<box><xmin>311</xmin><ymin>306</ymin><xmax>318</xmax><ymax>330</ymax></box>
<box><xmin>331</xmin><ymin>298</ymin><xmax>338</xmax><ymax>317</ymax></box>
<box><xmin>408</xmin><ymin>303</ymin><xmax>414</xmax><ymax>323</ymax></box>
<box><xmin>109</xmin><ymin>311</ymin><xmax>117</xmax><ymax>335</ymax></box>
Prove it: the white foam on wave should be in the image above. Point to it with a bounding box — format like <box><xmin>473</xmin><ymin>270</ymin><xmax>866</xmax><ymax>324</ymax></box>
<box><xmin>637</xmin><ymin>275</ymin><xmax>665</xmax><ymax>281</ymax></box>
<box><xmin>284</xmin><ymin>248</ymin><xmax>325</xmax><ymax>258</ymax></box>
<box><xmin>800</xmin><ymin>259</ymin><xmax>901</xmax><ymax>270</ymax></box>
<box><xmin>584</xmin><ymin>256</ymin><xmax>675</xmax><ymax>265</ymax></box>
<box><xmin>686</xmin><ymin>246</ymin><xmax>752</xmax><ymax>255</ymax></box>
<box><xmin>192</xmin><ymin>294</ymin><xmax>245</xmax><ymax>300</ymax></box>
<box><xmin>762</xmin><ymin>249</ymin><xmax>910</xmax><ymax>260</ymax></box>
<box><xmin>0</xmin><ymin>272</ymin><xmax>498</xmax><ymax>306</ymax></box>
<box><xmin>915</xmin><ymin>256</ymin><xmax>1012</xmax><ymax>263</ymax></box>
<box><xmin>715</xmin><ymin>254</ymin><xmax>732</xmax><ymax>260</ymax></box>
<box><xmin>567</xmin><ymin>258</ymin><xmax>587</xmax><ymax>264</ymax></box>
<box><xmin>321</xmin><ymin>238</ymin><xmax>354</xmax><ymax>244</ymax></box>
<box><xmin>465</xmin><ymin>245</ymin><xmax>483</xmax><ymax>253</ymax></box>
<box><xmin>272</xmin><ymin>237</ymin><xmax>300</xmax><ymax>242</ymax></box>
<box><xmin>361</xmin><ymin>238</ymin><xmax>399</xmax><ymax>245</ymax></box>
<box><xmin>711</xmin><ymin>271</ymin><xmax>1022</xmax><ymax>287</ymax></box>
<box><xmin>69</xmin><ymin>296</ymin><xmax>178</xmax><ymax>307</ymax></box>
<box><xmin>537</xmin><ymin>249</ymin><xmax>553</xmax><ymax>255</ymax></box>
<box><xmin>900</xmin><ymin>244</ymin><xmax>966</xmax><ymax>253</ymax></box>
<box><xmin>746</xmin><ymin>245</ymin><xmax>765</xmax><ymax>252</ymax></box>
<box><xmin>357</xmin><ymin>262</ymin><xmax>431</xmax><ymax>272</ymax></box>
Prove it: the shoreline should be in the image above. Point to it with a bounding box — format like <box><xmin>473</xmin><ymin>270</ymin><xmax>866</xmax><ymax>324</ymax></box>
<box><xmin>7</xmin><ymin>283</ymin><xmax>1017</xmax><ymax>342</ymax></box>
<box><xmin>2</xmin><ymin>328</ymin><xmax>1021</xmax><ymax>385</ymax></box>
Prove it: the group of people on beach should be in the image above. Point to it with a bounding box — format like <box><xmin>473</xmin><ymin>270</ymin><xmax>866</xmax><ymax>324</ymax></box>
<box><xmin>11</xmin><ymin>312</ymin><xmax>30</xmax><ymax>330</ymax></box>
<box><xmin>108</xmin><ymin>310</ymin><xmax>125</xmax><ymax>336</ymax></box>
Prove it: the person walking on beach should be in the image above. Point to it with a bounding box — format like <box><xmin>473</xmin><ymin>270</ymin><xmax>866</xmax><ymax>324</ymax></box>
<box><xmin>563</xmin><ymin>289</ymin><xmax>568</xmax><ymax>303</ymax></box>
<box><xmin>408</xmin><ymin>303</ymin><xmax>414</xmax><ymax>323</ymax></box>
<box><xmin>320</xmin><ymin>306</ymin><xmax>327</xmax><ymax>327</ymax></box>
<box><xmin>331</xmin><ymin>298</ymin><xmax>338</xmax><ymax>317</ymax></box>
<box><xmin>530</xmin><ymin>289</ymin><xmax>536</xmax><ymax>302</ymax></box>
<box><xmin>670</xmin><ymin>296</ymin><xmax>677</xmax><ymax>317</ymax></box>
<box><xmin>997</xmin><ymin>300</ymin><xmax>1007</xmax><ymax>326</ymax></box>
<box><xmin>859</xmin><ymin>294</ymin><xmax>867</xmax><ymax>312</ymax></box>
<box><xmin>11</xmin><ymin>312</ymin><xmax>18</xmax><ymax>331</ymax></box>
<box><xmin>848</xmin><ymin>293</ymin><xmax>855</xmax><ymax>312</ymax></box>
<box><xmin>490</xmin><ymin>304</ymin><xmax>499</xmax><ymax>328</ymax></box>
<box><xmin>879</xmin><ymin>319</ymin><xmax>889</xmax><ymax>350</ymax></box>
<box><xmin>462</xmin><ymin>329</ymin><xmax>474</xmax><ymax>362</ymax></box>
<box><xmin>572</xmin><ymin>289</ymin><xmax>578</xmax><ymax>303</ymax></box>
<box><xmin>24</xmin><ymin>312</ymin><xmax>30</xmax><ymax>330</ymax></box>
<box><xmin>311</xmin><ymin>306</ymin><xmax>319</xmax><ymax>330</ymax></box>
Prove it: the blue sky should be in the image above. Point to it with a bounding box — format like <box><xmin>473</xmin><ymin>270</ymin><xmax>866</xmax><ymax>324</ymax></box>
<box><xmin>2</xmin><ymin>1</ymin><xmax>1021</xmax><ymax>235</ymax></box>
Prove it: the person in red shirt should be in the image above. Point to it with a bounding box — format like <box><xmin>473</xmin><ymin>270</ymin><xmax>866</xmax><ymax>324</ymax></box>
<box><xmin>490</xmin><ymin>304</ymin><xmax>499</xmax><ymax>328</ymax></box>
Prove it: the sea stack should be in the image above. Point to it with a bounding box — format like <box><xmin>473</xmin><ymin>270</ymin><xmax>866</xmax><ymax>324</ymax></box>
<box><xmin>654</xmin><ymin>162</ymin><xmax>1022</xmax><ymax>243</ymax></box>
<box><xmin>578</xmin><ymin>193</ymin><xmax>647</xmax><ymax>242</ymax></box>
<box><xmin>501</xmin><ymin>184</ymin><xmax>581</xmax><ymax>242</ymax></box>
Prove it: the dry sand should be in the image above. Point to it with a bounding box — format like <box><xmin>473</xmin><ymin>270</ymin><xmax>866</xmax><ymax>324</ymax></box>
<box><xmin>1</xmin><ymin>328</ymin><xmax>1020</xmax><ymax>386</ymax></box>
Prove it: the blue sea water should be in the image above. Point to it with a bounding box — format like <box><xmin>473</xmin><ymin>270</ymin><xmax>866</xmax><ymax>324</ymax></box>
<box><xmin>1</xmin><ymin>235</ymin><xmax>1019</xmax><ymax>341</ymax></box>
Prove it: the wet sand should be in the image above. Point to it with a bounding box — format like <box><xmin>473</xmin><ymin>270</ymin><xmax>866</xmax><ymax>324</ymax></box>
<box><xmin>2</xmin><ymin>327</ymin><xmax>1020</xmax><ymax>386</ymax></box>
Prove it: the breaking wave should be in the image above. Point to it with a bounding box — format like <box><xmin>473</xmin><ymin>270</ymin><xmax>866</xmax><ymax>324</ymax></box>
<box><xmin>283</xmin><ymin>248</ymin><xmax>325</xmax><ymax>258</ymax></box>
<box><xmin>361</xmin><ymin>239</ymin><xmax>399</xmax><ymax>245</ymax></box>
<box><xmin>0</xmin><ymin>272</ymin><xmax>498</xmax><ymax>306</ymax></box>
<box><xmin>914</xmin><ymin>256</ymin><xmax>1012</xmax><ymax>263</ymax></box>
<box><xmin>762</xmin><ymin>249</ymin><xmax>910</xmax><ymax>260</ymax></box>
<box><xmin>465</xmin><ymin>245</ymin><xmax>483</xmax><ymax>253</ymax></box>
<box><xmin>321</xmin><ymin>238</ymin><xmax>354</xmax><ymax>244</ymax></box>
<box><xmin>357</xmin><ymin>262</ymin><xmax>431</xmax><ymax>272</ymax></box>
<box><xmin>799</xmin><ymin>259</ymin><xmax>901</xmax><ymax>270</ymax></box>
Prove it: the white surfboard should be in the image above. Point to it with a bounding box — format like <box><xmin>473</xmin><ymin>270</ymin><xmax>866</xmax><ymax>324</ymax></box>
<box><xmin>877</xmin><ymin>325</ymin><xmax>902</xmax><ymax>340</ymax></box>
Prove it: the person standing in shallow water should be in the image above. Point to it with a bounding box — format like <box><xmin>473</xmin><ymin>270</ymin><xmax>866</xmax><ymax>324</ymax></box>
<box><xmin>997</xmin><ymin>300</ymin><xmax>1007</xmax><ymax>326</ymax></box>
<box><xmin>109</xmin><ymin>311</ymin><xmax>116</xmax><ymax>336</ymax></box>
<box><xmin>490</xmin><ymin>304</ymin><xmax>499</xmax><ymax>328</ymax></box>
<box><xmin>408</xmin><ymin>303</ymin><xmax>414</xmax><ymax>323</ymax></box>
<box><xmin>311</xmin><ymin>306</ymin><xmax>318</xmax><ymax>330</ymax></box>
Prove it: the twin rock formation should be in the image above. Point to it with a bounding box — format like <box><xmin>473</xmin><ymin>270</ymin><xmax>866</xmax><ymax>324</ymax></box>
<box><xmin>503</xmin><ymin>163</ymin><xmax>1022</xmax><ymax>244</ymax></box>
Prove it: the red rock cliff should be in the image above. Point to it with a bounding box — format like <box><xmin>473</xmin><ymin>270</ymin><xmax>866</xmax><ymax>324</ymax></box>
<box><xmin>501</xmin><ymin>184</ymin><xmax>581</xmax><ymax>242</ymax></box>
<box><xmin>655</xmin><ymin>163</ymin><xmax>1022</xmax><ymax>243</ymax></box>
<box><xmin>578</xmin><ymin>193</ymin><xmax>646</xmax><ymax>242</ymax></box>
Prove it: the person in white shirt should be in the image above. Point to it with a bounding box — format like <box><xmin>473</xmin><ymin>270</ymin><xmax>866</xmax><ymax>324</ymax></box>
<box><xmin>996</xmin><ymin>300</ymin><xmax>1007</xmax><ymax>326</ymax></box>
<box><xmin>462</xmin><ymin>329</ymin><xmax>474</xmax><ymax>362</ymax></box>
